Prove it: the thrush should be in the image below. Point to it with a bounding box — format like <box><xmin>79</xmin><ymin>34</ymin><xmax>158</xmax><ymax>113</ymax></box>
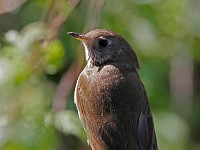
<box><xmin>68</xmin><ymin>29</ymin><xmax>158</xmax><ymax>150</ymax></box>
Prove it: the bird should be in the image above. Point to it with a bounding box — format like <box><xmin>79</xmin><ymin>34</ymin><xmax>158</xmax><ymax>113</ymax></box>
<box><xmin>68</xmin><ymin>29</ymin><xmax>158</xmax><ymax>150</ymax></box>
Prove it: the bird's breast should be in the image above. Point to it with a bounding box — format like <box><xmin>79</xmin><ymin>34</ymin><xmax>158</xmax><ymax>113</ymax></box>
<box><xmin>75</xmin><ymin>64</ymin><xmax>144</xmax><ymax>150</ymax></box>
<box><xmin>76</xmin><ymin>64</ymin><xmax>140</xmax><ymax>118</ymax></box>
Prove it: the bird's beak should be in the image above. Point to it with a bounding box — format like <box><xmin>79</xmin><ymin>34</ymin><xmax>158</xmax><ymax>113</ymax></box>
<box><xmin>67</xmin><ymin>32</ymin><xmax>87</xmax><ymax>42</ymax></box>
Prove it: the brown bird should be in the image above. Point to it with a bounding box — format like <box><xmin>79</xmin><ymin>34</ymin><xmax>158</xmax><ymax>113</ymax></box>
<box><xmin>68</xmin><ymin>29</ymin><xmax>158</xmax><ymax>150</ymax></box>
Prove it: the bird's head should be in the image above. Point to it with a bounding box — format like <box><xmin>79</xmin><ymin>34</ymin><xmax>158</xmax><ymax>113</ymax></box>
<box><xmin>68</xmin><ymin>29</ymin><xmax>139</xmax><ymax>69</ymax></box>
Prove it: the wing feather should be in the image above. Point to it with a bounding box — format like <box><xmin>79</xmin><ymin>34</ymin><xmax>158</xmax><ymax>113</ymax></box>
<box><xmin>137</xmin><ymin>102</ymin><xmax>158</xmax><ymax>150</ymax></box>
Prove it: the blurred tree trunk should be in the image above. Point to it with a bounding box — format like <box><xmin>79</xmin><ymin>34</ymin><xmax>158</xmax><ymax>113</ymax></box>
<box><xmin>170</xmin><ymin>48</ymin><xmax>193</xmax><ymax>118</ymax></box>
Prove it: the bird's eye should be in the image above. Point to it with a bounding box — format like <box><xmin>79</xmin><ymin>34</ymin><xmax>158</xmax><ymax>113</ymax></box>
<box><xmin>99</xmin><ymin>39</ymin><xmax>108</xmax><ymax>47</ymax></box>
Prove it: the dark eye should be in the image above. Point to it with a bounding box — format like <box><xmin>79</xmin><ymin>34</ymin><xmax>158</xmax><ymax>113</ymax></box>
<box><xmin>99</xmin><ymin>39</ymin><xmax>108</xmax><ymax>47</ymax></box>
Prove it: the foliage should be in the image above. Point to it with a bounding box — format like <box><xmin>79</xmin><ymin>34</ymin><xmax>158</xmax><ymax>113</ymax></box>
<box><xmin>0</xmin><ymin>0</ymin><xmax>200</xmax><ymax>150</ymax></box>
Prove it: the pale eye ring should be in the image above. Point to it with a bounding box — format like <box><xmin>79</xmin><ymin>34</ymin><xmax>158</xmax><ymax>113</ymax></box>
<box><xmin>98</xmin><ymin>39</ymin><xmax>108</xmax><ymax>47</ymax></box>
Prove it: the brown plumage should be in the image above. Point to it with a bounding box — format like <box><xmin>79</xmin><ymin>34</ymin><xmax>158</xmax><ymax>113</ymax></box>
<box><xmin>68</xmin><ymin>29</ymin><xmax>158</xmax><ymax>150</ymax></box>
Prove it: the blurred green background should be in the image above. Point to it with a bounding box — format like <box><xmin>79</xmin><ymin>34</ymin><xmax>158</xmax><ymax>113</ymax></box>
<box><xmin>0</xmin><ymin>0</ymin><xmax>200</xmax><ymax>150</ymax></box>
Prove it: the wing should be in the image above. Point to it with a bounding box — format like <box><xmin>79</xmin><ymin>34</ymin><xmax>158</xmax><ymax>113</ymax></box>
<box><xmin>138</xmin><ymin>102</ymin><xmax>158</xmax><ymax>150</ymax></box>
<box><xmin>133</xmin><ymin>84</ymin><xmax>158</xmax><ymax>150</ymax></box>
